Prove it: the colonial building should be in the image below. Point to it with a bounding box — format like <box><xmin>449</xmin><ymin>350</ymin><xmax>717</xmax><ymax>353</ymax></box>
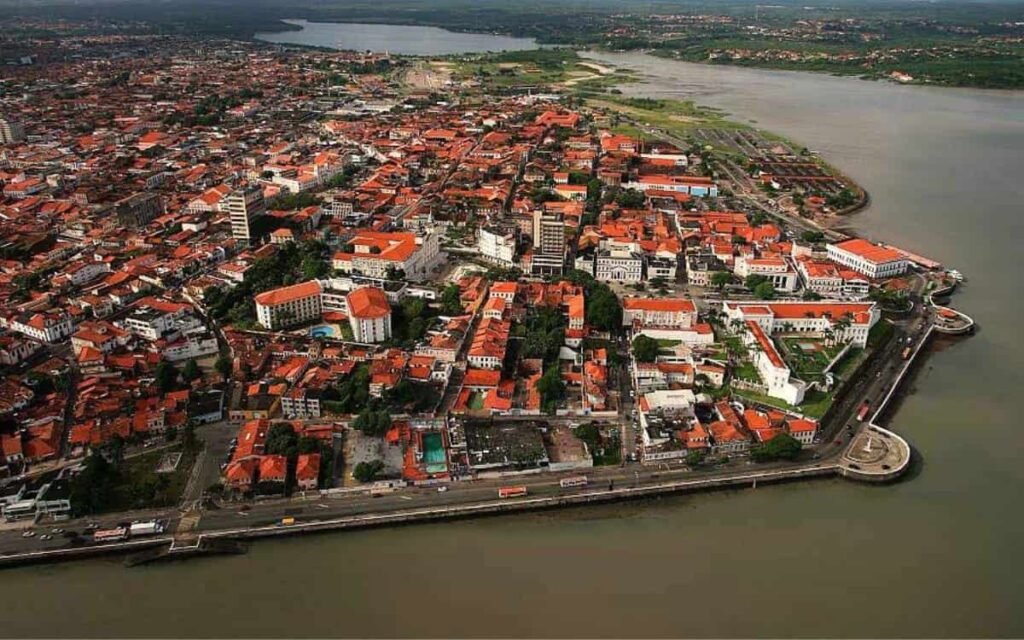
<box><xmin>826</xmin><ymin>239</ymin><xmax>908</xmax><ymax>280</ymax></box>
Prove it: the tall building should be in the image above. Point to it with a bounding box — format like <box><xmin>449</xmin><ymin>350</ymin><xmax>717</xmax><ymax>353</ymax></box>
<box><xmin>0</xmin><ymin>117</ymin><xmax>26</xmax><ymax>145</ymax></box>
<box><xmin>531</xmin><ymin>210</ymin><xmax>566</xmax><ymax>276</ymax></box>
<box><xmin>346</xmin><ymin>287</ymin><xmax>392</xmax><ymax>343</ymax></box>
<box><xmin>225</xmin><ymin>185</ymin><xmax>265</xmax><ymax>245</ymax></box>
<box><xmin>478</xmin><ymin>225</ymin><xmax>517</xmax><ymax>268</ymax></box>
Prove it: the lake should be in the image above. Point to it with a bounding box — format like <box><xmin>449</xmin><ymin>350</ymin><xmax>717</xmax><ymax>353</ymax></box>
<box><xmin>255</xmin><ymin>20</ymin><xmax>540</xmax><ymax>55</ymax></box>
<box><xmin>2</xmin><ymin>52</ymin><xmax>1023</xmax><ymax>638</ymax></box>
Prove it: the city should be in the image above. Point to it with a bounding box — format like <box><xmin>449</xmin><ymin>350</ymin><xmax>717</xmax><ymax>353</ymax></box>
<box><xmin>0</xmin><ymin>28</ymin><xmax>978</xmax><ymax>570</ymax></box>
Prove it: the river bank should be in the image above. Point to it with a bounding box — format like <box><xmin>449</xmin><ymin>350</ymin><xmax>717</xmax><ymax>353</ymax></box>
<box><xmin>1</xmin><ymin>47</ymin><xmax>1020</xmax><ymax>638</ymax></box>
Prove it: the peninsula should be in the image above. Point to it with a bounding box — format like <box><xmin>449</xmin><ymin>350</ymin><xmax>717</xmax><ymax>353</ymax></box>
<box><xmin>0</xmin><ymin>33</ymin><xmax>975</xmax><ymax>568</ymax></box>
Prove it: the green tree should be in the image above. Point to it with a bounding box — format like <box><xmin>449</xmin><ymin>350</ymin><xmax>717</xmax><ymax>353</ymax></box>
<box><xmin>686</xmin><ymin>450</ymin><xmax>706</xmax><ymax>466</ymax></box>
<box><xmin>154</xmin><ymin>361</ymin><xmax>179</xmax><ymax>394</ymax></box>
<box><xmin>182</xmin><ymin>359</ymin><xmax>202</xmax><ymax>383</ymax></box>
<box><xmin>440</xmin><ymin>284</ymin><xmax>463</xmax><ymax>316</ymax></box>
<box><xmin>711</xmin><ymin>271</ymin><xmax>733</xmax><ymax>290</ymax></box>
<box><xmin>800</xmin><ymin>230</ymin><xmax>824</xmax><ymax>243</ymax></box>
<box><xmin>586</xmin><ymin>286</ymin><xmax>622</xmax><ymax>332</ymax></box>
<box><xmin>632</xmin><ymin>335</ymin><xmax>660</xmax><ymax>362</ymax></box>
<box><xmin>745</xmin><ymin>274</ymin><xmax>768</xmax><ymax>290</ymax></box>
<box><xmin>751</xmin><ymin>433</ymin><xmax>802</xmax><ymax>462</ymax></box>
<box><xmin>300</xmin><ymin>254</ymin><xmax>328</xmax><ymax>280</ymax></box>
<box><xmin>615</xmin><ymin>188</ymin><xmax>645</xmax><ymax>208</ymax></box>
<box><xmin>215</xmin><ymin>354</ymin><xmax>233</xmax><ymax>381</ymax></box>
<box><xmin>535</xmin><ymin>364</ymin><xmax>565</xmax><ymax>415</ymax></box>
<box><xmin>353</xmin><ymin>460</ymin><xmax>385</xmax><ymax>483</ymax></box>
<box><xmin>754</xmin><ymin>282</ymin><xmax>776</xmax><ymax>300</ymax></box>
<box><xmin>264</xmin><ymin>423</ymin><xmax>299</xmax><ymax>457</ymax></box>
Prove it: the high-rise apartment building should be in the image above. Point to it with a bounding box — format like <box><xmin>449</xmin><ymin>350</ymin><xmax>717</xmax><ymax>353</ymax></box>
<box><xmin>0</xmin><ymin>117</ymin><xmax>26</xmax><ymax>145</ymax></box>
<box><xmin>531</xmin><ymin>210</ymin><xmax>566</xmax><ymax>276</ymax></box>
<box><xmin>225</xmin><ymin>185</ymin><xmax>265</xmax><ymax>245</ymax></box>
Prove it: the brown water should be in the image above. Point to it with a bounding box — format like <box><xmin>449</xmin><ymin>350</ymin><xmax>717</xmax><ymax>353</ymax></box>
<box><xmin>2</xmin><ymin>52</ymin><xmax>1024</xmax><ymax>638</ymax></box>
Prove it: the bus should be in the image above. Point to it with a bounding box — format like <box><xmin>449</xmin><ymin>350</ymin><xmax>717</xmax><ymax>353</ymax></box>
<box><xmin>559</xmin><ymin>476</ymin><xmax>589</xmax><ymax>489</ymax></box>
<box><xmin>498</xmin><ymin>486</ymin><xmax>528</xmax><ymax>499</ymax></box>
<box><xmin>93</xmin><ymin>527</ymin><xmax>129</xmax><ymax>543</ymax></box>
<box><xmin>856</xmin><ymin>401</ymin><xmax>871</xmax><ymax>422</ymax></box>
<box><xmin>129</xmin><ymin>520</ymin><xmax>164</xmax><ymax>537</ymax></box>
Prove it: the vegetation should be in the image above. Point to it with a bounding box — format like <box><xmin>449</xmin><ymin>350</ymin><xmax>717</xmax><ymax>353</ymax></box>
<box><xmin>440</xmin><ymin>284</ymin><xmax>463</xmax><ymax>316</ymax></box>
<box><xmin>711</xmin><ymin>271</ymin><xmax>734</xmax><ymax>290</ymax></box>
<box><xmin>204</xmin><ymin>240</ymin><xmax>329</xmax><ymax>326</ymax></box>
<box><xmin>751</xmin><ymin>433</ymin><xmax>802</xmax><ymax>463</ymax></box>
<box><xmin>573</xmin><ymin>422</ymin><xmax>621</xmax><ymax>466</ymax></box>
<box><xmin>520</xmin><ymin>307</ymin><xmax>566</xmax><ymax>364</ymax></box>
<box><xmin>352</xmin><ymin>409</ymin><xmax>393</xmax><ymax>437</ymax></box>
<box><xmin>632</xmin><ymin>335</ymin><xmax>660</xmax><ymax>363</ymax></box>
<box><xmin>70</xmin><ymin>439</ymin><xmax>198</xmax><ymax>515</ymax></box>
<box><xmin>563</xmin><ymin>270</ymin><xmax>622</xmax><ymax>333</ymax></box>
<box><xmin>353</xmin><ymin>460</ymin><xmax>385</xmax><ymax>483</ymax></box>
<box><xmin>320</xmin><ymin>364</ymin><xmax>370</xmax><ymax>414</ymax></box>
<box><xmin>535</xmin><ymin>364</ymin><xmax>565</xmax><ymax>415</ymax></box>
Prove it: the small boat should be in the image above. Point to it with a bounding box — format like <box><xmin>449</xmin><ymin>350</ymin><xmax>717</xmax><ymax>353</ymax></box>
<box><xmin>947</xmin><ymin>269</ymin><xmax>965</xmax><ymax>282</ymax></box>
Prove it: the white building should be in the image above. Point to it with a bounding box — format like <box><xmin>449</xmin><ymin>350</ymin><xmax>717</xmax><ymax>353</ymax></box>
<box><xmin>595</xmin><ymin>247</ymin><xmax>643</xmax><ymax>283</ymax></box>
<box><xmin>826</xmin><ymin>239</ymin><xmax>908</xmax><ymax>280</ymax></box>
<box><xmin>346</xmin><ymin>287</ymin><xmax>392</xmax><ymax>343</ymax></box>
<box><xmin>7</xmin><ymin>311</ymin><xmax>74</xmax><ymax>344</ymax></box>
<box><xmin>622</xmin><ymin>298</ymin><xmax>697</xmax><ymax>329</ymax></box>
<box><xmin>254</xmin><ymin>281</ymin><xmax>323</xmax><ymax>330</ymax></box>
<box><xmin>225</xmin><ymin>185</ymin><xmax>265</xmax><ymax>246</ymax></box>
<box><xmin>722</xmin><ymin>301</ymin><xmax>879</xmax><ymax>348</ymax></box>
<box><xmin>0</xmin><ymin>117</ymin><xmax>26</xmax><ymax>145</ymax></box>
<box><xmin>734</xmin><ymin>255</ymin><xmax>799</xmax><ymax>293</ymax></box>
<box><xmin>741</xmin><ymin>319</ymin><xmax>806</xmax><ymax>405</ymax></box>
<box><xmin>478</xmin><ymin>226</ymin><xmax>517</xmax><ymax>268</ymax></box>
<box><xmin>332</xmin><ymin>230</ymin><xmax>441</xmax><ymax>280</ymax></box>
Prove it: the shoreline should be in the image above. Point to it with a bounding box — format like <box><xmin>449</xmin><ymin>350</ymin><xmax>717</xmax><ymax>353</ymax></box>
<box><xmin>0</xmin><ymin>42</ymin><xmax>969</xmax><ymax>572</ymax></box>
<box><xmin>248</xmin><ymin>20</ymin><xmax>1024</xmax><ymax>92</ymax></box>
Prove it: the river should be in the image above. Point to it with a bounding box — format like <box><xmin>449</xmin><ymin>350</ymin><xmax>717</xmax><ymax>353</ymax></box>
<box><xmin>255</xmin><ymin>20</ymin><xmax>540</xmax><ymax>55</ymax></box>
<box><xmin>2</xmin><ymin>47</ymin><xmax>1023</xmax><ymax>637</ymax></box>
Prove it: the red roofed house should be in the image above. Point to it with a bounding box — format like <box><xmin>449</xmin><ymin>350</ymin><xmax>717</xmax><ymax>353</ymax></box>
<box><xmin>621</xmin><ymin>297</ymin><xmax>697</xmax><ymax>329</ymax></box>
<box><xmin>258</xmin><ymin>454</ymin><xmax>289</xmax><ymax>494</ymax></box>
<box><xmin>295</xmin><ymin>453</ymin><xmax>321</xmax><ymax>491</ymax></box>
<box><xmin>224</xmin><ymin>458</ymin><xmax>259</xmax><ymax>491</ymax></box>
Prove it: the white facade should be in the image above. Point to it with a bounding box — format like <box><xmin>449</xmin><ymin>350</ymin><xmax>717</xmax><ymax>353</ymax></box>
<box><xmin>735</xmin><ymin>256</ymin><xmax>799</xmax><ymax>293</ymax></box>
<box><xmin>826</xmin><ymin>241</ymin><xmax>908</xmax><ymax>280</ymax></box>
<box><xmin>595</xmin><ymin>248</ymin><xmax>643</xmax><ymax>283</ymax></box>
<box><xmin>254</xmin><ymin>282</ymin><xmax>323</xmax><ymax>330</ymax></box>
<box><xmin>622</xmin><ymin>299</ymin><xmax>697</xmax><ymax>329</ymax></box>
<box><xmin>478</xmin><ymin>227</ymin><xmax>517</xmax><ymax>268</ymax></box>
<box><xmin>722</xmin><ymin>301</ymin><xmax>879</xmax><ymax>349</ymax></box>
<box><xmin>8</xmin><ymin>312</ymin><xmax>74</xmax><ymax>343</ymax></box>
<box><xmin>225</xmin><ymin>185</ymin><xmax>265</xmax><ymax>245</ymax></box>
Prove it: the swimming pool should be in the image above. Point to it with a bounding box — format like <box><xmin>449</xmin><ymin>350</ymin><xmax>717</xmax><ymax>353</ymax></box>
<box><xmin>423</xmin><ymin>432</ymin><xmax>446</xmax><ymax>473</ymax></box>
<box><xmin>309</xmin><ymin>325</ymin><xmax>338</xmax><ymax>338</ymax></box>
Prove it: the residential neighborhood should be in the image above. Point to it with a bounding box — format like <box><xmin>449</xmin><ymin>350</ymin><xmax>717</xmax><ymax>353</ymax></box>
<box><xmin>0</xmin><ymin>31</ymin><xmax>970</xmax><ymax>563</ymax></box>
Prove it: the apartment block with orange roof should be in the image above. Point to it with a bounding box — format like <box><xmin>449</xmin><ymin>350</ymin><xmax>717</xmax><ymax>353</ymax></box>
<box><xmin>346</xmin><ymin>286</ymin><xmax>392</xmax><ymax>343</ymax></box>
<box><xmin>254</xmin><ymin>280</ymin><xmax>323</xmax><ymax>330</ymax></box>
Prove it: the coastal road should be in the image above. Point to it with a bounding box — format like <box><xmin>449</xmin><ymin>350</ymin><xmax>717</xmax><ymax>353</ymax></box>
<box><xmin>193</xmin><ymin>453</ymin><xmax>829</xmax><ymax>534</ymax></box>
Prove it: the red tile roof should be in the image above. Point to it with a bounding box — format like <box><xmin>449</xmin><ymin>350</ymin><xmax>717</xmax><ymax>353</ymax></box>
<box><xmin>346</xmin><ymin>286</ymin><xmax>390</xmax><ymax>319</ymax></box>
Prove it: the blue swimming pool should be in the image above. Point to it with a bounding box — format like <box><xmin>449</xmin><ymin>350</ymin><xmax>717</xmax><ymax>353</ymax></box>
<box><xmin>309</xmin><ymin>325</ymin><xmax>337</xmax><ymax>338</ymax></box>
